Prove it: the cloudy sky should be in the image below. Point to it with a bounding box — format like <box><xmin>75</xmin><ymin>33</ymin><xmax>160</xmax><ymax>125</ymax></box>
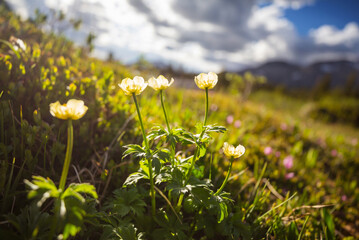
<box><xmin>6</xmin><ymin>0</ymin><xmax>359</xmax><ymax>72</ymax></box>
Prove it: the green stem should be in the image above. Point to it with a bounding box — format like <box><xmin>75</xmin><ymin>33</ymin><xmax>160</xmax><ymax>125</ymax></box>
<box><xmin>185</xmin><ymin>87</ymin><xmax>209</xmax><ymax>182</ymax></box>
<box><xmin>204</xmin><ymin>88</ymin><xmax>209</xmax><ymax>126</ymax></box>
<box><xmin>132</xmin><ymin>94</ymin><xmax>149</xmax><ymax>149</ymax></box>
<box><xmin>160</xmin><ymin>90</ymin><xmax>176</xmax><ymax>165</ymax></box>
<box><xmin>177</xmin><ymin>88</ymin><xmax>210</xmax><ymax>209</ymax></box>
<box><xmin>132</xmin><ymin>94</ymin><xmax>155</xmax><ymax>216</ymax></box>
<box><xmin>160</xmin><ymin>90</ymin><xmax>171</xmax><ymax>132</ymax></box>
<box><xmin>148</xmin><ymin>158</ymin><xmax>156</xmax><ymax>216</ymax></box>
<box><xmin>214</xmin><ymin>157</ymin><xmax>234</xmax><ymax>196</ymax></box>
<box><xmin>59</xmin><ymin>120</ymin><xmax>73</xmax><ymax>190</ymax></box>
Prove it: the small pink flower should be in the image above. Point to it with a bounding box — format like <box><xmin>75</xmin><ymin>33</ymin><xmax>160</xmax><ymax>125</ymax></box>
<box><xmin>226</xmin><ymin>115</ymin><xmax>234</xmax><ymax>124</ymax></box>
<box><xmin>280</xmin><ymin>123</ymin><xmax>288</xmax><ymax>131</ymax></box>
<box><xmin>264</xmin><ymin>147</ymin><xmax>273</xmax><ymax>155</ymax></box>
<box><xmin>351</xmin><ymin>138</ymin><xmax>358</xmax><ymax>146</ymax></box>
<box><xmin>285</xmin><ymin>172</ymin><xmax>295</xmax><ymax>180</ymax></box>
<box><xmin>275</xmin><ymin>151</ymin><xmax>281</xmax><ymax>158</ymax></box>
<box><xmin>283</xmin><ymin>155</ymin><xmax>294</xmax><ymax>169</ymax></box>
<box><xmin>341</xmin><ymin>195</ymin><xmax>348</xmax><ymax>201</ymax></box>
<box><xmin>234</xmin><ymin>120</ymin><xmax>241</xmax><ymax>128</ymax></box>
<box><xmin>331</xmin><ymin>149</ymin><xmax>338</xmax><ymax>157</ymax></box>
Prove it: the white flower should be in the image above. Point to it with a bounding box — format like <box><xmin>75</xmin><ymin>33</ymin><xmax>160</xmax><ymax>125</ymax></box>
<box><xmin>119</xmin><ymin>76</ymin><xmax>147</xmax><ymax>95</ymax></box>
<box><xmin>49</xmin><ymin>99</ymin><xmax>88</xmax><ymax>120</ymax></box>
<box><xmin>148</xmin><ymin>75</ymin><xmax>174</xmax><ymax>91</ymax></box>
<box><xmin>194</xmin><ymin>72</ymin><xmax>218</xmax><ymax>89</ymax></box>
<box><xmin>222</xmin><ymin>142</ymin><xmax>245</xmax><ymax>158</ymax></box>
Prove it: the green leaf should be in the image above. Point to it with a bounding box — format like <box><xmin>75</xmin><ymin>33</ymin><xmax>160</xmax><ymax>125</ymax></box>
<box><xmin>62</xmin><ymin>187</ymin><xmax>85</xmax><ymax>203</ymax></box>
<box><xmin>67</xmin><ymin>183</ymin><xmax>98</xmax><ymax>199</ymax></box>
<box><xmin>321</xmin><ymin>208</ymin><xmax>335</xmax><ymax>240</ymax></box>
<box><xmin>217</xmin><ymin>201</ymin><xmax>228</xmax><ymax>223</ymax></box>
<box><xmin>123</xmin><ymin>172</ymin><xmax>148</xmax><ymax>186</ymax></box>
<box><xmin>62</xmin><ymin>223</ymin><xmax>81</xmax><ymax>240</ymax></box>
<box><xmin>104</xmin><ymin>188</ymin><xmax>146</xmax><ymax>217</ymax></box>
<box><xmin>205</xmin><ymin>125</ymin><xmax>227</xmax><ymax>133</ymax></box>
<box><xmin>122</xmin><ymin>144</ymin><xmax>146</xmax><ymax>159</ymax></box>
<box><xmin>197</xmin><ymin>144</ymin><xmax>207</xmax><ymax>158</ymax></box>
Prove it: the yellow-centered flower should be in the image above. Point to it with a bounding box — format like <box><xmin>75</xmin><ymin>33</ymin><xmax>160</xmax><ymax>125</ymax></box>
<box><xmin>119</xmin><ymin>76</ymin><xmax>147</xmax><ymax>95</ymax></box>
<box><xmin>49</xmin><ymin>99</ymin><xmax>88</xmax><ymax>120</ymax></box>
<box><xmin>222</xmin><ymin>142</ymin><xmax>245</xmax><ymax>158</ymax></box>
<box><xmin>194</xmin><ymin>72</ymin><xmax>218</xmax><ymax>89</ymax></box>
<box><xmin>148</xmin><ymin>75</ymin><xmax>174</xmax><ymax>91</ymax></box>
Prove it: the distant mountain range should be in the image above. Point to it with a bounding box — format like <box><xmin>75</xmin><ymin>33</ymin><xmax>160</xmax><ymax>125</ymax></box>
<box><xmin>238</xmin><ymin>60</ymin><xmax>359</xmax><ymax>88</ymax></box>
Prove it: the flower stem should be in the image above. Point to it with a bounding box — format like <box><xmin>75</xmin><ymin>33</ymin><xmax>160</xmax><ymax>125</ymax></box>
<box><xmin>160</xmin><ymin>90</ymin><xmax>177</xmax><ymax>166</ymax></box>
<box><xmin>59</xmin><ymin>119</ymin><xmax>73</xmax><ymax>190</ymax></box>
<box><xmin>185</xmin><ymin>87</ymin><xmax>209</xmax><ymax>182</ymax></box>
<box><xmin>214</xmin><ymin>157</ymin><xmax>234</xmax><ymax>196</ymax></box>
<box><xmin>132</xmin><ymin>94</ymin><xmax>149</xmax><ymax>149</ymax></box>
<box><xmin>132</xmin><ymin>94</ymin><xmax>155</xmax><ymax>216</ymax></box>
<box><xmin>160</xmin><ymin>90</ymin><xmax>171</xmax><ymax>132</ymax></box>
<box><xmin>204</xmin><ymin>87</ymin><xmax>209</xmax><ymax>126</ymax></box>
<box><xmin>177</xmin><ymin>88</ymin><xmax>210</xmax><ymax>210</ymax></box>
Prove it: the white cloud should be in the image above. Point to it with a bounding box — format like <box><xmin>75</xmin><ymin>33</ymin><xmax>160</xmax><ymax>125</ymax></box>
<box><xmin>271</xmin><ymin>0</ymin><xmax>315</xmax><ymax>9</ymax></box>
<box><xmin>309</xmin><ymin>22</ymin><xmax>359</xmax><ymax>47</ymax></box>
<box><xmin>5</xmin><ymin>0</ymin><xmax>359</xmax><ymax>72</ymax></box>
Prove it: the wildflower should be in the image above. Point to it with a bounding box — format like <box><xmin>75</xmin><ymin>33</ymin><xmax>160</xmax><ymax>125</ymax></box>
<box><xmin>234</xmin><ymin>120</ymin><xmax>241</xmax><ymax>128</ymax></box>
<box><xmin>280</xmin><ymin>123</ymin><xmax>288</xmax><ymax>131</ymax></box>
<box><xmin>148</xmin><ymin>75</ymin><xmax>174</xmax><ymax>91</ymax></box>
<box><xmin>331</xmin><ymin>149</ymin><xmax>338</xmax><ymax>157</ymax></box>
<box><xmin>119</xmin><ymin>76</ymin><xmax>147</xmax><ymax>95</ymax></box>
<box><xmin>223</xmin><ymin>142</ymin><xmax>245</xmax><ymax>159</ymax></box>
<box><xmin>285</xmin><ymin>172</ymin><xmax>295</xmax><ymax>180</ymax></box>
<box><xmin>275</xmin><ymin>151</ymin><xmax>281</xmax><ymax>158</ymax></box>
<box><xmin>264</xmin><ymin>147</ymin><xmax>273</xmax><ymax>155</ymax></box>
<box><xmin>194</xmin><ymin>72</ymin><xmax>218</xmax><ymax>89</ymax></box>
<box><xmin>341</xmin><ymin>195</ymin><xmax>348</xmax><ymax>201</ymax></box>
<box><xmin>226</xmin><ymin>115</ymin><xmax>234</xmax><ymax>124</ymax></box>
<box><xmin>283</xmin><ymin>155</ymin><xmax>294</xmax><ymax>169</ymax></box>
<box><xmin>50</xmin><ymin>99</ymin><xmax>88</xmax><ymax>120</ymax></box>
<box><xmin>215</xmin><ymin>142</ymin><xmax>245</xmax><ymax>196</ymax></box>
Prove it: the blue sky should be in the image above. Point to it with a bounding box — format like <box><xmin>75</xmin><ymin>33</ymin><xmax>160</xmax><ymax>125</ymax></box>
<box><xmin>5</xmin><ymin>0</ymin><xmax>359</xmax><ymax>72</ymax></box>
<box><xmin>285</xmin><ymin>0</ymin><xmax>359</xmax><ymax>35</ymax></box>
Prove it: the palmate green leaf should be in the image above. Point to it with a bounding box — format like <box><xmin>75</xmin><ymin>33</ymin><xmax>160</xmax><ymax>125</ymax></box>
<box><xmin>123</xmin><ymin>172</ymin><xmax>149</xmax><ymax>186</ymax></box>
<box><xmin>66</xmin><ymin>183</ymin><xmax>98</xmax><ymax>199</ymax></box>
<box><xmin>113</xmin><ymin>224</ymin><xmax>144</xmax><ymax>240</ymax></box>
<box><xmin>153</xmin><ymin>148</ymin><xmax>171</xmax><ymax>163</ymax></box>
<box><xmin>24</xmin><ymin>176</ymin><xmax>61</xmax><ymax>206</ymax></box>
<box><xmin>147</xmin><ymin>126</ymin><xmax>167</xmax><ymax>142</ymax></box>
<box><xmin>62</xmin><ymin>187</ymin><xmax>86</xmax><ymax>203</ymax></box>
<box><xmin>122</xmin><ymin>144</ymin><xmax>146</xmax><ymax>159</ymax></box>
<box><xmin>205</xmin><ymin>124</ymin><xmax>227</xmax><ymax>134</ymax></box>
<box><xmin>153</xmin><ymin>211</ymin><xmax>188</xmax><ymax>240</ymax></box>
<box><xmin>155</xmin><ymin>172</ymin><xmax>172</xmax><ymax>185</ymax></box>
<box><xmin>104</xmin><ymin>188</ymin><xmax>146</xmax><ymax>218</ymax></box>
<box><xmin>175</xmin><ymin>128</ymin><xmax>196</xmax><ymax>145</ymax></box>
<box><xmin>5</xmin><ymin>203</ymin><xmax>51</xmax><ymax>240</ymax></box>
<box><xmin>28</xmin><ymin>176</ymin><xmax>58</xmax><ymax>192</ymax></box>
